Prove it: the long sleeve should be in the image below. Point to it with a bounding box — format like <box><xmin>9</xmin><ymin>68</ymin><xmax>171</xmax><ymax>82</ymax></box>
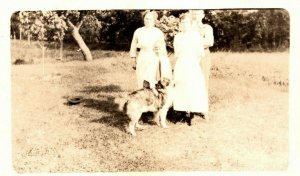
<box><xmin>159</xmin><ymin>31</ymin><xmax>168</xmax><ymax>56</ymax></box>
<box><xmin>203</xmin><ymin>24</ymin><xmax>214</xmax><ymax>48</ymax></box>
<box><xmin>173</xmin><ymin>34</ymin><xmax>179</xmax><ymax>59</ymax></box>
<box><xmin>130</xmin><ymin>29</ymin><xmax>138</xmax><ymax>58</ymax></box>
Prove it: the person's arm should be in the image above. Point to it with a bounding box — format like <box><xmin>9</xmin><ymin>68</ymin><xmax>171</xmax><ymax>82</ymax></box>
<box><xmin>130</xmin><ymin>29</ymin><xmax>138</xmax><ymax>69</ymax></box>
<box><xmin>195</xmin><ymin>32</ymin><xmax>205</xmax><ymax>69</ymax></box>
<box><xmin>154</xmin><ymin>30</ymin><xmax>168</xmax><ymax>56</ymax></box>
<box><xmin>130</xmin><ymin>29</ymin><xmax>139</xmax><ymax>58</ymax></box>
<box><xmin>159</xmin><ymin>32</ymin><xmax>168</xmax><ymax>56</ymax></box>
<box><xmin>173</xmin><ymin>34</ymin><xmax>179</xmax><ymax>59</ymax></box>
<box><xmin>203</xmin><ymin>25</ymin><xmax>214</xmax><ymax>48</ymax></box>
<box><xmin>196</xmin><ymin>32</ymin><xmax>205</xmax><ymax>58</ymax></box>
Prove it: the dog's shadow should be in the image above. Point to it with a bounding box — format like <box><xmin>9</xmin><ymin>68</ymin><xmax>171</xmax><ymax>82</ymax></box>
<box><xmin>77</xmin><ymin>84</ymin><xmax>130</xmax><ymax>131</ymax></box>
<box><xmin>69</xmin><ymin>84</ymin><xmax>187</xmax><ymax>131</ymax></box>
<box><xmin>80</xmin><ymin>85</ymin><xmax>122</xmax><ymax>93</ymax></box>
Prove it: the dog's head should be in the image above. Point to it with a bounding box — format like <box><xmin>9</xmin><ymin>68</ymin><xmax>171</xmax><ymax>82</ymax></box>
<box><xmin>155</xmin><ymin>77</ymin><xmax>171</xmax><ymax>90</ymax></box>
<box><xmin>143</xmin><ymin>78</ymin><xmax>172</xmax><ymax>90</ymax></box>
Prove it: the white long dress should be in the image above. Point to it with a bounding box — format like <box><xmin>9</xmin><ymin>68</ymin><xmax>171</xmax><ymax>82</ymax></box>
<box><xmin>191</xmin><ymin>22</ymin><xmax>214</xmax><ymax>90</ymax></box>
<box><xmin>173</xmin><ymin>31</ymin><xmax>208</xmax><ymax>114</ymax></box>
<box><xmin>130</xmin><ymin>26</ymin><xmax>172</xmax><ymax>89</ymax></box>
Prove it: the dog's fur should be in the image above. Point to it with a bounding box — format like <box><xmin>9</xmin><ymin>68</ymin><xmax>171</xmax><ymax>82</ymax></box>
<box><xmin>123</xmin><ymin>78</ymin><xmax>173</xmax><ymax>136</ymax></box>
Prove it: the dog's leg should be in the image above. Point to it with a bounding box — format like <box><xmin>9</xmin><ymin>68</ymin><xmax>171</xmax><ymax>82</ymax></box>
<box><xmin>136</xmin><ymin>122</ymin><xmax>147</xmax><ymax>130</ymax></box>
<box><xmin>127</xmin><ymin>113</ymin><xmax>141</xmax><ymax>136</ymax></box>
<box><xmin>159</xmin><ymin>107</ymin><xmax>169</xmax><ymax>128</ymax></box>
<box><xmin>154</xmin><ymin>111</ymin><xmax>161</xmax><ymax>126</ymax></box>
<box><xmin>128</xmin><ymin>120</ymin><xmax>136</xmax><ymax>136</ymax></box>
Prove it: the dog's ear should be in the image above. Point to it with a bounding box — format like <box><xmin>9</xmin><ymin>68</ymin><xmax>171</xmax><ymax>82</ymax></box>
<box><xmin>143</xmin><ymin>80</ymin><xmax>151</xmax><ymax>89</ymax></box>
<box><xmin>155</xmin><ymin>80</ymin><xmax>163</xmax><ymax>89</ymax></box>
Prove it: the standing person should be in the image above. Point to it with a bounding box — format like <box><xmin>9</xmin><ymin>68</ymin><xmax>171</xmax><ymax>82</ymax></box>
<box><xmin>172</xmin><ymin>13</ymin><xmax>208</xmax><ymax>125</ymax></box>
<box><xmin>190</xmin><ymin>10</ymin><xmax>214</xmax><ymax>90</ymax></box>
<box><xmin>130</xmin><ymin>10</ymin><xmax>172</xmax><ymax>89</ymax></box>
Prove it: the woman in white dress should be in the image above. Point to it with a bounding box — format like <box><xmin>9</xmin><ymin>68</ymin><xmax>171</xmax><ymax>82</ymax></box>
<box><xmin>190</xmin><ymin>10</ymin><xmax>214</xmax><ymax>91</ymax></box>
<box><xmin>130</xmin><ymin>11</ymin><xmax>172</xmax><ymax>89</ymax></box>
<box><xmin>173</xmin><ymin>13</ymin><xmax>208</xmax><ymax>124</ymax></box>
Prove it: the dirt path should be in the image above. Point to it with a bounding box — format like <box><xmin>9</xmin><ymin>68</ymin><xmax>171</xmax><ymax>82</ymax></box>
<box><xmin>12</xmin><ymin>54</ymin><xmax>288</xmax><ymax>172</ymax></box>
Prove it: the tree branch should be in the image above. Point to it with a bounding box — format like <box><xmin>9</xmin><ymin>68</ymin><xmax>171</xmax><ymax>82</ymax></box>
<box><xmin>66</xmin><ymin>19</ymin><xmax>75</xmax><ymax>29</ymax></box>
<box><xmin>77</xmin><ymin>21</ymin><xmax>83</xmax><ymax>29</ymax></box>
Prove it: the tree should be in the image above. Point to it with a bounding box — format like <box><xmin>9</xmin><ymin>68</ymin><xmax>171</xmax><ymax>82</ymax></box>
<box><xmin>41</xmin><ymin>11</ymin><xmax>68</xmax><ymax>60</ymax></box>
<box><xmin>10</xmin><ymin>12</ymin><xmax>20</xmax><ymax>39</ymax></box>
<box><xmin>30</xmin><ymin>11</ymin><xmax>48</xmax><ymax>75</ymax></box>
<box><xmin>18</xmin><ymin>11</ymin><xmax>36</xmax><ymax>44</ymax></box>
<box><xmin>66</xmin><ymin>10</ymin><xmax>93</xmax><ymax>61</ymax></box>
<box><xmin>11</xmin><ymin>9</ymin><xmax>290</xmax><ymax>53</ymax></box>
<box><xmin>12</xmin><ymin>10</ymin><xmax>95</xmax><ymax>61</ymax></box>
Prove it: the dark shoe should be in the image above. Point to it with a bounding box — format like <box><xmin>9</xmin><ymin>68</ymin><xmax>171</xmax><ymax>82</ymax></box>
<box><xmin>185</xmin><ymin>112</ymin><xmax>194</xmax><ymax>126</ymax></box>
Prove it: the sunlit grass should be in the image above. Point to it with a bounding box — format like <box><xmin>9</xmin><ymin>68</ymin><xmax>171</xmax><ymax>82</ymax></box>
<box><xmin>11</xmin><ymin>40</ymin><xmax>289</xmax><ymax>172</ymax></box>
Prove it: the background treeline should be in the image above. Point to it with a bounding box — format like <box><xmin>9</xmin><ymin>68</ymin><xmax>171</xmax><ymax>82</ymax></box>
<box><xmin>10</xmin><ymin>9</ymin><xmax>289</xmax><ymax>54</ymax></box>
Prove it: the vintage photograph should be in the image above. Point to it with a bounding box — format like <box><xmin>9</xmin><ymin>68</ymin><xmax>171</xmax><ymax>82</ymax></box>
<box><xmin>10</xmin><ymin>8</ymin><xmax>289</xmax><ymax>172</ymax></box>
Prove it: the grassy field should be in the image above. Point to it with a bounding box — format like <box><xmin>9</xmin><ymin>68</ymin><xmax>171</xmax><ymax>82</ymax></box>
<box><xmin>11</xmin><ymin>40</ymin><xmax>289</xmax><ymax>172</ymax></box>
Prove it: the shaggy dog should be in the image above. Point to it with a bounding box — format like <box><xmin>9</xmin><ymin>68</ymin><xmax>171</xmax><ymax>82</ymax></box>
<box><xmin>123</xmin><ymin>78</ymin><xmax>173</xmax><ymax>136</ymax></box>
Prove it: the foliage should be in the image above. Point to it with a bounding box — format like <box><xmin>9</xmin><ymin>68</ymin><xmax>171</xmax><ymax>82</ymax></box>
<box><xmin>80</xmin><ymin>13</ymin><xmax>101</xmax><ymax>43</ymax></box>
<box><xmin>45</xmin><ymin>11</ymin><xmax>68</xmax><ymax>42</ymax></box>
<box><xmin>96</xmin><ymin>10</ymin><xmax>143</xmax><ymax>46</ymax></box>
<box><xmin>10</xmin><ymin>9</ymin><xmax>290</xmax><ymax>52</ymax></box>
<box><xmin>18</xmin><ymin>11</ymin><xmax>35</xmax><ymax>40</ymax></box>
<box><xmin>207</xmin><ymin>9</ymin><xmax>289</xmax><ymax>52</ymax></box>
<box><xmin>155</xmin><ymin>11</ymin><xmax>180</xmax><ymax>50</ymax></box>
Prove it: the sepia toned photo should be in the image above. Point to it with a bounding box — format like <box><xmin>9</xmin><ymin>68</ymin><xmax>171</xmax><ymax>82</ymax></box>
<box><xmin>6</xmin><ymin>4</ymin><xmax>295</xmax><ymax>174</ymax></box>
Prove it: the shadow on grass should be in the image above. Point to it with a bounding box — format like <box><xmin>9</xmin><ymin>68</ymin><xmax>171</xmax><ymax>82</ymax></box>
<box><xmin>79</xmin><ymin>85</ymin><xmax>129</xmax><ymax>131</ymax></box>
<box><xmin>80</xmin><ymin>85</ymin><xmax>122</xmax><ymax>93</ymax></box>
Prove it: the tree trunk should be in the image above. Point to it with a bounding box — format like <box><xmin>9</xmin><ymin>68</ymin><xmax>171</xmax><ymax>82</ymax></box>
<box><xmin>27</xmin><ymin>34</ymin><xmax>31</xmax><ymax>45</ymax></box>
<box><xmin>19</xmin><ymin>27</ymin><xmax>22</xmax><ymax>40</ymax></box>
<box><xmin>67</xmin><ymin>20</ymin><xmax>93</xmax><ymax>61</ymax></box>
<box><xmin>42</xmin><ymin>45</ymin><xmax>45</xmax><ymax>75</ymax></box>
<box><xmin>272</xmin><ymin>31</ymin><xmax>276</xmax><ymax>48</ymax></box>
<box><xmin>59</xmin><ymin>39</ymin><xmax>63</xmax><ymax>60</ymax></box>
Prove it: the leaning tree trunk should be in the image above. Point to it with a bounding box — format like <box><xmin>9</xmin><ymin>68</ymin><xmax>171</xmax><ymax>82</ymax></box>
<box><xmin>67</xmin><ymin>20</ymin><xmax>93</xmax><ymax>61</ymax></box>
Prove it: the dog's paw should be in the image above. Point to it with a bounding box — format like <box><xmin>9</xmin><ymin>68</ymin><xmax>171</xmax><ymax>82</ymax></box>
<box><xmin>161</xmin><ymin>125</ymin><xmax>169</xmax><ymax>129</ymax></box>
<box><xmin>125</xmin><ymin>126</ymin><xmax>136</xmax><ymax>136</ymax></box>
<box><xmin>129</xmin><ymin>131</ymin><xmax>136</xmax><ymax>136</ymax></box>
<box><xmin>127</xmin><ymin>130</ymin><xmax>136</xmax><ymax>136</ymax></box>
<box><xmin>136</xmin><ymin>123</ymin><xmax>147</xmax><ymax>130</ymax></box>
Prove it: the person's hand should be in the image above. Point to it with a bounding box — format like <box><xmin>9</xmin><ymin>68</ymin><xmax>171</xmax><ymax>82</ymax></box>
<box><xmin>132</xmin><ymin>57</ymin><xmax>136</xmax><ymax>70</ymax></box>
<box><xmin>153</xmin><ymin>46</ymin><xmax>161</xmax><ymax>56</ymax></box>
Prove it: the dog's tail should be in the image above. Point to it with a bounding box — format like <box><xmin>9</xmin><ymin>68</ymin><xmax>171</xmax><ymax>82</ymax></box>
<box><xmin>123</xmin><ymin>101</ymin><xmax>128</xmax><ymax>113</ymax></box>
<box><xmin>114</xmin><ymin>96</ymin><xmax>128</xmax><ymax>112</ymax></box>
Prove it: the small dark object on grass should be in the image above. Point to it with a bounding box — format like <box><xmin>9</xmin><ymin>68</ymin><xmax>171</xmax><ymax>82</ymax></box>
<box><xmin>13</xmin><ymin>58</ymin><xmax>26</xmax><ymax>65</ymax></box>
<box><xmin>67</xmin><ymin>96</ymin><xmax>83</xmax><ymax>105</ymax></box>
